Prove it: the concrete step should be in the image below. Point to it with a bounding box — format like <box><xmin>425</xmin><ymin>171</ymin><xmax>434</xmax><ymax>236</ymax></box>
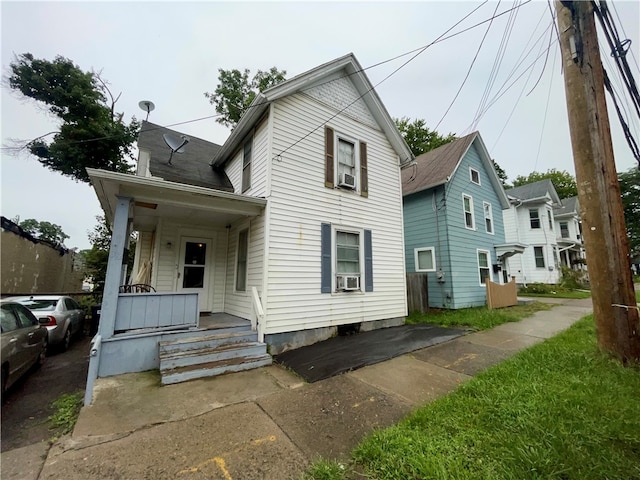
<box><xmin>161</xmin><ymin>353</ymin><xmax>273</xmax><ymax>385</ymax></box>
<box><xmin>160</xmin><ymin>341</ymin><xmax>267</xmax><ymax>370</ymax></box>
<box><xmin>159</xmin><ymin>330</ymin><xmax>258</xmax><ymax>355</ymax></box>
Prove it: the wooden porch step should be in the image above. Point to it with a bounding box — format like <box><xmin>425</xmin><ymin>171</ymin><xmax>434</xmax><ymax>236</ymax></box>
<box><xmin>158</xmin><ymin>329</ymin><xmax>272</xmax><ymax>385</ymax></box>
<box><xmin>160</xmin><ymin>352</ymin><xmax>272</xmax><ymax>385</ymax></box>
<box><xmin>159</xmin><ymin>330</ymin><xmax>258</xmax><ymax>355</ymax></box>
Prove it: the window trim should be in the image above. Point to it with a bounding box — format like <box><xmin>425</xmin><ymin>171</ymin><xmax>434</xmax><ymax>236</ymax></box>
<box><xmin>241</xmin><ymin>135</ymin><xmax>252</xmax><ymax>193</ymax></box>
<box><xmin>414</xmin><ymin>247</ymin><xmax>436</xmax><ymax>272</ymax></box>
<box><xmin>463</xmin><ymin>194</ymin><xmax>475</xmax><ymax>230</ymax></box>
<box><xmin>483</xmin><ymin>201</ymin><xmax>494</xmax><ymax>234</ymax></box>
<box><xmin>560</xmin><ymin>221</ymin><xmax>570</xmax><ymax>239</ymax></box>
<box><xmin>477</xmin><ymin>249</ymin><xmax>491</xmax><ymax>286</ymax></box>
<box><xmin>533</xmin><ymin>246</ymin><xmax>546</xmax><ymax>268</ymax></box>
<box><xmin>529</xmin><ymin>208</ymin><xmax>541</xmax><ymax>229</ymax></box>
<box><xmin>335</xmin><ymin>132</ymin><xmax>359</xmax><ymax>191</ymax></box>
<box><xmin>333</xmin><ymin>226</ymin><xmax>363</xmax><ymax>292</ymax></box>
<box><xmin>470</xmin><ymin>167</ymin><xmax>481</xmax><ymax>185</ymax></box>
<box><xmin>235</xmin><ymin>228</ymin><xmax>249</xmax><ymax>292</ymax></box>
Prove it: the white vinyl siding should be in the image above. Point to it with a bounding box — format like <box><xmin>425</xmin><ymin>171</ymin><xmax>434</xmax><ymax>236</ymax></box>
<box><xmin>224</xmin><ymin>119</ymin><xmax>269</xmax><ymax>196</ymax></box>
<box><xmin>264</xmin><ymin>91</ymin><xmax>406</xmax><ymax>334</ymax></box>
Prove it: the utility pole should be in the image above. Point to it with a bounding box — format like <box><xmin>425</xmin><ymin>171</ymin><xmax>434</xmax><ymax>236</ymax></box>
<box><xmin>555</xmin><ymin>1</ymin><xmax>640</xmax><ymax>364</ymax></box>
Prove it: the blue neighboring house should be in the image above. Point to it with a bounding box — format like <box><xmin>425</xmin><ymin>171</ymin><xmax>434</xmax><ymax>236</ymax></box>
<box><xmin>401</xmin><ymin>132</ymin><xmax>522</xmax><ymax>309</ymax></box>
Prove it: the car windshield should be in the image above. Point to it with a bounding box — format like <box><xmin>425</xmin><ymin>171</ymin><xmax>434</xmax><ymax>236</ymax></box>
<box><xmin>19</xmin><ymin>299</ymin><xmax>57</xmax><ymax>311</ymax></box>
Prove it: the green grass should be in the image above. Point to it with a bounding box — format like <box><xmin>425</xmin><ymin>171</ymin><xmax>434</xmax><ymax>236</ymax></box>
<box><xmin>406</xmin><ymin>302</ymin><xmax>552</xmax><ymax>331</ymax></box>
<box><xmin>519</xmin><ymin>290</ymin><xmax>592</xmax><ymax>299</ymax></box>
<box><xmin>49</xmin><ymin>391</ymin><xmax>83</xmax><ymax>440</ymax></box>
<box><xmin>304</xmin><ymin>316</ymin><xmax>640</xmax><ymax>480</ymax></box>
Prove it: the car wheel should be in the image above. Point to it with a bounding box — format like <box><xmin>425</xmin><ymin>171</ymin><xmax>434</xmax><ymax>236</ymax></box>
<box><xmin>37</xmin><ymin>337</ymin><xmax>48</xmax><ymax>367</ymax></box>
<box><xmin>61</xmin><ymin>328</ymin><xmax>71</xmax><ymax>352</ymax></box>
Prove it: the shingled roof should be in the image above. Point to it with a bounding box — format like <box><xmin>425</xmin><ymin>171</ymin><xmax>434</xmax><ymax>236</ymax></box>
<box><xmin>138</xmin><ymin>121</ymin><xmax>233</xmax><ymax>192</ymax></box>
<box><xmin>553</xmin><ymin>195</ymin><xmax>579</xmax><ymax>217</ymax></box>
<box><xmin>506</xmin><ymin>179</ymin><xmax>561</xmax><ymax>206</ymax></box>
<box><xmin>401</xmin><ymin>132</ymin><xmax>477</xmax><ymax>197</ymax></box>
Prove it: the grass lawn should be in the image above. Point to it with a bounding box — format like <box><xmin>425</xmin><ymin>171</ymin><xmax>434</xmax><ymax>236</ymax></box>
<box><xmin>304</xmin><ymin>316</ymin><xmax>640</xmax><ymax>480</ymax></box>
<box><xmin>519</xmin><ymin>290</ymin><xmax>592</xmax><ymax>299</ymax></box>
<box><xmin>406</xmin><ymin>302</ymin><xmax>552</xmax><ymax>331</ymax></box>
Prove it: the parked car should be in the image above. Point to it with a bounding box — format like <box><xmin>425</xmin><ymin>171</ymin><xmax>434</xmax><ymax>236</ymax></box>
<box><xmin>1</xmin><ymin>300</ymin><xmax>48</xmax><ymax>394</ymax></box>
<box><xmin>13</xmin><ymin>296</ymin><xmax>85</xmax><ymax>352</ymax></box>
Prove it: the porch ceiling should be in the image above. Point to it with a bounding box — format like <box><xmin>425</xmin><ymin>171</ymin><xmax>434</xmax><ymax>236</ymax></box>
<box><xmin>87</xmin><ymin>168</ymin><xmax>266</xmax><ymax>230</ymax></box>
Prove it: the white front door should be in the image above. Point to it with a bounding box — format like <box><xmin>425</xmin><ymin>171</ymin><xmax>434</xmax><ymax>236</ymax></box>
<box><xmin>177</xmin><ymin>237</ymin><xmax>212</xmax><ymax>312</ymax></box>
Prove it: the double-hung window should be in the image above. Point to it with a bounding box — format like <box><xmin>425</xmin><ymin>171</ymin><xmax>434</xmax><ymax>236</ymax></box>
<box><xmin>483</xmin><ymin>202</ymin><xmax>494</xmax><ymax>234</ymax></box>
<box><xmin>324</xmin><ymin>126</ymin><xmax>368</xmax><ymax>196</ymax></box>
<box><xmin>242</xmin><ymin>136</ymin><xmax>252</xmax><ymax>193</ymax></box>
<box><xmin>463</xmin><ymin>194</ymin><xmax>475</xmax><ymax>230</ymax></box>
<box><xmin>477</xmin><ymin>250</ymin><xmax>491</xmax><ymax>285</ymax></box>
<box><xmin>560</xmin><ymin>221</ymin><xmax>569</xmax><ymax>238</ymax></box>
<box><xmin>529</xmin><ymin>209</ymin><xmax>540</xmax><ymax>229</ymax></box>
<box><xmin>235</xmin><ymin>229</ymin><xmax>249</xmax><ymax>291</ymax></box>
<box><xmin>321</xmin><ymin>223</ymin><xmax>373</xmax><ymax>293</ymax></box>
<box><xmin>534</xmin><ymin>246</ymin><xmax>546</xmax><ymax>268</ymax></box>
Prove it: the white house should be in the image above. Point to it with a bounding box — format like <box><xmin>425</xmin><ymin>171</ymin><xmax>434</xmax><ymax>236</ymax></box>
<box><xmin>553</xmin><ymin>196</ymin><xmax>587</xmax><ymax>271</ymax></box>
<box><xmin>84</xmin><ymin>53</ymin><xmax>413</xmax><ymax>403</ymax></box>
<box><xmin>502</xmin><ymin>179</ymin><xmax>562</xmax><ymax>285</ymax></box>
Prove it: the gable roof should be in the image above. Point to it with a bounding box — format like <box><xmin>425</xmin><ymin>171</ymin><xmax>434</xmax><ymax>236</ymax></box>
<box><xmin>401</xmin><ymin>131</ymin><xmax>509</xmax><ymax>209</ymax></box>
<box><xmin>138</xmin><ymin>121</ymin><xmax>233</xmax><ymax>192</ymax></box>
<box><xmin>553</xmin><ymin>195</ymin><xmax>580</xmax><ymax>217</ymax></box>
<box><xmin>211</xmin><ymin>53</ymin><xmax>413</xmax><ymax>167</ymax></box>
<box><xmin>506</xmin><ymin>179</ymin><xmax>561</xmax><ymax>206</ymax></box>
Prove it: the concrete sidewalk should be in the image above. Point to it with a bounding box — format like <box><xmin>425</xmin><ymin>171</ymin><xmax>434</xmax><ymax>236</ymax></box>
<box><xmin>6</xmin><ymin>297</ymin><xmax>593</xmax><ymax>480</ymax></box>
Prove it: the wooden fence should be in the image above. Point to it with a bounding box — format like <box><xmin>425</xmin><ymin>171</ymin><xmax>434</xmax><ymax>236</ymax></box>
<box><xmin>407</xmin><ymin>273</ymin><xmax>429</xmax><ymax>313</ymax></box>
<box><xmin>486</xmin><ymin>276</ymin><xmax>518</xmax><ymax>309</ymax></box>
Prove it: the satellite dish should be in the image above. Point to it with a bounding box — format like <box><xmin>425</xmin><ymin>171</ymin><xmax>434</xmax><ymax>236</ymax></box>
<box><xmin>138</xmin><ymin>100</ymin><xmax>155</xmax><ymax>121</ymax></box>
<box><xmin>162</xmin><ymin>133</ymin><xmax>189</xmax><ymax>165</ymax></box>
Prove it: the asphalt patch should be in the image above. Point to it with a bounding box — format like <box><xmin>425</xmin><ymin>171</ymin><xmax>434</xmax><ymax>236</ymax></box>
<box><xmin>275</xmin><ymin>323</ymin><xmax>466</xmax><ymax>383</ymax></box>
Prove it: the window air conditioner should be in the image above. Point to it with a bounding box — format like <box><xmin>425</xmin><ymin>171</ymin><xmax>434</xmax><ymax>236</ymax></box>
<box><xmin>337</xmin><ymin>275</ymin><xmax>360</xmax><ymax>291</ymax></box>
<box><xmin>339</xmin><ymin>172</ymin><xmax>356</xmax><ymax>189</ymax></box>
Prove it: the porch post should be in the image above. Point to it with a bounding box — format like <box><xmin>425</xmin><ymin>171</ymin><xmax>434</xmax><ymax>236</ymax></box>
<box><xmin>98</xmin><ymin>196</ymin><xmax>132</xmax><ymax>339</ymax></box>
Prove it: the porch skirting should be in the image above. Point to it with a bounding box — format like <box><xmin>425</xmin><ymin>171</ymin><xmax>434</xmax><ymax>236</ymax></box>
<box><xmin>265</xmin><ymin>316</ymin><xmax>405</xmax><ymax>355</ymax></box>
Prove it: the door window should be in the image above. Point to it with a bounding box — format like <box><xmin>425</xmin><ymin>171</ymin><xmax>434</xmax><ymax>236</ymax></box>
<box><xmin>183</xmin><ymin>242</ymin><xmax>207</xmax><ymax>288</ymax></box>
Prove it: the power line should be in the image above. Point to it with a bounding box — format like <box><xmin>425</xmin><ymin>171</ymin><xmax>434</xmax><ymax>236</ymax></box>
<box><xmin>533</xmin><ymin>42</ymin><xmax>558</xmax><ymax>172</ymax></box>
<box><xmin>434</xmin><ymin>1</ymin><xmax>502</xmax><ymax>131</ymax></box>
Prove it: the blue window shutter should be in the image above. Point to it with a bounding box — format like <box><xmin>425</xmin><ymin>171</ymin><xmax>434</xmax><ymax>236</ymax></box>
<box><xmin>321</xmin><ymin>223</ymin><xmax>332</xmax><ymax>293</ymax></box>
<box><xmin>364</xmin><ymin>229</ymin><xmax>373</xmax><ymax>292</ymax></box>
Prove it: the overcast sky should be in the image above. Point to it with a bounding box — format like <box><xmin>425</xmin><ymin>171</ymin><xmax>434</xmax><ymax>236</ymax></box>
<box><xmin>2</xmin><ymin>1</ymin><xmax>639</xmax><ymax>250</ymax></box>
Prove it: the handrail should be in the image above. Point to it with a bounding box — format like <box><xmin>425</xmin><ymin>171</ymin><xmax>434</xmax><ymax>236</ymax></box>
<box><xmin>251</xmin><ymin>287</ymin><xmax>264</xmax><ymax>339</ymax></box>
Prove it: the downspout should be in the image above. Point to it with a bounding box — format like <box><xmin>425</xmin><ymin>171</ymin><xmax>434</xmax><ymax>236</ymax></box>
<box><xmin>433</xmin><ymin>186</ymin><xmax>447</xmax><ymax>307</ymax></box>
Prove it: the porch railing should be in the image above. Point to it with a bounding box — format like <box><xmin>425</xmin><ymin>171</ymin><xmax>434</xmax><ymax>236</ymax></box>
<box><xmin>114</xmin><ymin>292</ymin><xmax>199</xmax><ymax>333</ymax></box>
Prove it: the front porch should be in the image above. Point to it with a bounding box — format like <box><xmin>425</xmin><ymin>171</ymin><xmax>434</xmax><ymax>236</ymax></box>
<box><xmin>84</xmin><ymin>168</ymin><xmax>269</xmax><ymax>405</ymax></box>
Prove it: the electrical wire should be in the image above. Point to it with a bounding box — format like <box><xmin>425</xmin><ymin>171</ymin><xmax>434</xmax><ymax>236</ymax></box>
<box><xmin>533</xmin><ymin>42</ymin><xmax>558</xmax><ymax>171</ymax></box>
<box><xmin>433</xmin><ymin>1</ymin><xmax>502</xmax><ymax>132</ymax></box>
<box><xmin>610</xmin><ymin>0</ymin><xmax>639</xmax><ymax>73</ymax></box>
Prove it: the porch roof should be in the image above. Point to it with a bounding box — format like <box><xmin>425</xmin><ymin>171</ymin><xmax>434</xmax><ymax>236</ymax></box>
<box><xmin>87</xmin><ymin>168</ymin><xmax>267</xmax><ymax>231</ymax></box>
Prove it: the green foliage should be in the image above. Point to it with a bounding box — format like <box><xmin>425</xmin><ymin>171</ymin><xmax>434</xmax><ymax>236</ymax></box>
<box><xmin>512</xmin><ymin>168</ymin><xmax>578</xmax><ymax>199</ymax></box>
<box><xmin>204</xmin><ymin>67</ymin><xmax>286</xmax><ymax>129</ymax></box>
<box><xmin>394</xmin><ymin>117</ymin><xmax>456</xmax><ymax>157</ymax></box>
<box><xmin>406</xmin><ymin>302</ymin><xmax>551</xmax><ymax>331</ymax></box>
<box><xmin>492</xmin><ymin>159</ymin><xmax>509</xmax><ymax>186</ymax></box>
<box><xmin>618</xmin><ymin>167</ymin><xmax>640</xmax><ymax>259</ymax></box>
<box><xmin>519</xmin><ymin>282</ymin><xmax>591</xmax><ymax>299</ymax></box>
<box><xmin>18</xmin><ymin>218</ymin><xmax>69</xmax><ymax>244</ymax></box>
<box><xmin>80</xmin><ymin>215</ymin><xmax>135</xmax><ymax>289</ymax></box>
<box><xmin>559</xmin><ymin>266</ymin><xmax>588</xmax><ymax>290</ymax></box>
<box><xmin>303</xmin><ymin>459</ymin><xmax>348</xmax><ymax>480</ymax></box>
<box><xmin>49</xmin><ymin>391</ymin><xmax>83</xmax><ymax>437</ymax></box>
<box><xmin>350</xmin><ymin>316</ymin><xmax>640</xmax><ymax>479</ymax></box>
<box><xmin>8</xmin><ymin>53</ymin><xmax>139</xmax><ymax>183</ymax></box>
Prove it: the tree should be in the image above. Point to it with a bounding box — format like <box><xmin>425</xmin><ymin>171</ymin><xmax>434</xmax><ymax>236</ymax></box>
<box><xmin>618</xmin><ymin>167</ymin><xmax>640</xmax><ymax>259</ymax></box>
<box><xmin>394</xmin><ymin>117</ymin><xmax>456</xmax><ymax>157</ymax></box>
<box><xmin>18</xmin><ymin>218</ymin><xmax>69</xmax><ymax>244</ymax></box>
<box><xmin>492</xmin><ymin>159</ymin><xmax>509</xmax><ymax>186</ymax></box>
<box><xmin>204</xmin><ymin>67</ymin><xmax>286</xmax><ymax>129</ymax></box>
<box><xmin>512</xmin><ymin>169</ymin><xmax>578</xmax><ymax>199</ymax></box>
<box><xmin>7</xmin><ymin>53</ymin><xmax>139</xmax><ymax>183</ymax></box>
<box><xmin>81</xmin><ymin>215</ymin><xmax>135</xmax><ymax>289</ymax></box>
